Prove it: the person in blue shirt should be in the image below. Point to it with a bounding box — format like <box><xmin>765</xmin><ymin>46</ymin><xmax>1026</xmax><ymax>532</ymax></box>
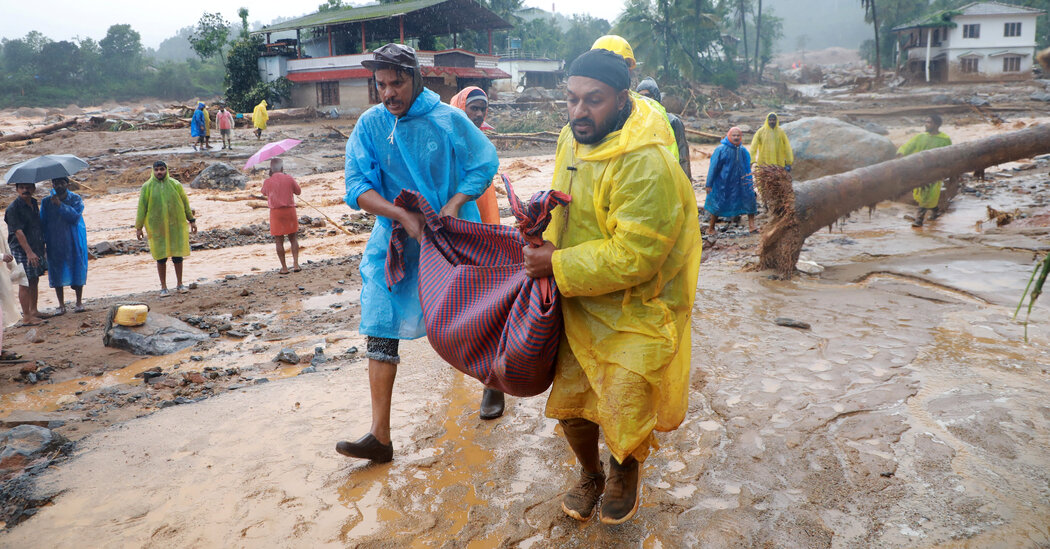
<box><xmin>704</xmin><ymin>127</ymin><xmax>757</xmax><ymax>235</ymax></box>
<box><xmin>337</xmin><ymin>43</ymin><xmax>500</xmax><ymax>463</ymax></box>
<box><xmin>40</xmin><ymin>177</ymin><xmax>88</xmax><ymax>314</ymax></box>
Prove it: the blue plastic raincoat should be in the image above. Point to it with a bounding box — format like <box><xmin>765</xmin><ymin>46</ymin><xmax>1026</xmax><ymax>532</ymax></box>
<box><xmin>40</xmin><ymin>190</ymin><xmax>88</xmax><ymax>288</ymax></box>
<box><xmin>704</xmin><ymin>137</ymin><xmax>756</xmax><ymax>217</ymax></box>
<box><xmin>191</xmin><ymin>105</ymin><xmax>205</xmax><ymax>138</ymax></box>
<box><xmin>345</xmin><ymin>87</ymin><xmax>499</xmax><ymax>339</ymax></box>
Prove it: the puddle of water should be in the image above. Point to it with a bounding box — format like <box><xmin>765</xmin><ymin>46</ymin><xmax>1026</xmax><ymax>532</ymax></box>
<box><xmin>302</xmin><ymin>289</ymin><xmax>358</xmax><ymax>311</ymax></box>
<box><xmin>0</xmin><ymin>349</ymin><xmax>192</xmax><ymax>415</ymax></box>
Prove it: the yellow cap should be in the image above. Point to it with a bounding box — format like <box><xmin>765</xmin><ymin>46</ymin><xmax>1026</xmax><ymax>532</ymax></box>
<box><xmin>591</xmin><ymin>35</ymin><xmax>636</xmax><ymax>69</ymax></box>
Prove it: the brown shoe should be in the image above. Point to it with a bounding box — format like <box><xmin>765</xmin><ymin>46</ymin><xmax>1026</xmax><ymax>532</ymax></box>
<box><xmin>600</xmin><ymin>457</ymin><xmax>640</xmax><ymax>524</ymax></box>
<box><xmin>561</xmin><ymin>467</ymin><xmax>605</xmax><ymax>521</ymax></box>
<box><xmin>335</xmin><ymin>433</ymin><xmax>393</xmax><ymax>463</ymax></box>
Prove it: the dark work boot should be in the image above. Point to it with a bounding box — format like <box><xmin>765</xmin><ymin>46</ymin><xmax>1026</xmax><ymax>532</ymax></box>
<box><xmin>335</xmin><ymin>433</ymin><xmax>393</xmax><ymax>463</ymax></box>
<box><xmin>479</xmin><ymin>388</ymin><xmax>505</xmax><ymax>420</ymax></box>
<box><xmin>912</xmin><ymin>208</ymin><xmax>927</xmax><ymax>227</ymax></box>
<box><xmin>559</xmin><ymin>418</ymin><xmax>604</xmax><ymax>521</ymax></box>
<box><xmin>600</xmin><ymin>456</ymin><xmax>641</xmax><ymax>524</ymax></box>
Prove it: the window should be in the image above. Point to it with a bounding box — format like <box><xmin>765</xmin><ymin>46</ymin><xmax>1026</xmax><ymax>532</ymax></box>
<box><xmin>1003</xmin><ymin>56</ymin><xmax>1021</xmax><ymax>72</ymax></box>
<box><xmin>961</xmin><ymin>57</ymin><xmax>979</xmax><ymax>73</ymax></box>
<box><xmin>316</xmin><ymin>81</ymin><xmax>339</xmax><ymax>106</ymax></box>
<box><xmin>963</xmin><ymin>24</ymin><xmax>980</xmax><ymax>38</ymax></box>
<box><xmin>933</xmin><ymin>29</ymin><xmax>940</xmax><ymax>44</ymax></box>
<box><xmin>1004</xmin><ymin>22</ymin><xmax>1022</xmax><ymax>37</ymax></box>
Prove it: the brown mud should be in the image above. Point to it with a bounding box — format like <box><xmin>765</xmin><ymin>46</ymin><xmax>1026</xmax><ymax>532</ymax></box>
<box><xmin>0</xmin><ymin>98</ymin><xmax>1048</xmax><ymax>546</ymax></box>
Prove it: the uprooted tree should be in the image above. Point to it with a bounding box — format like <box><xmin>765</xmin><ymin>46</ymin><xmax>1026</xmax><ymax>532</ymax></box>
<box><xmin>758</xmin><ymin>123</ymin><xmax>1050</xmax><ymax>277</ymax></box>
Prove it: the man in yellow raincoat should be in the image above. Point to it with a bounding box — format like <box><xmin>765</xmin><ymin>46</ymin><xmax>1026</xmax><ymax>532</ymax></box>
<box><xmin>252</xmin><ymin>100</ymin><xmax>268</xmax><ymax>140</ymax></box>
<box><xmin>750</xmin><ymin>112</ymin><xmax>793</xmax><ymax>170</ymax></box>
<box><xmin>524</xmin><ymin>49</ymin><xmax>701</xmax><ymax>525</ymax></box>
<box><xmin>898</xmin><ymin>114</ymin><xmax>952</xmax><ymax>227</ymax></box>
<box><xmin>135</xmin><ymin>161</ymin><xmax>197</xmax><ymax>296</ymax></box>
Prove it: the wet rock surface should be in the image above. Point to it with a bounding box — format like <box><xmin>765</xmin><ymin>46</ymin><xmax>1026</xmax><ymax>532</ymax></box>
<box><xmin>189</xmin><ymin>162</ymin><xmax>247</xmax><ymax>190</ymax></box>
<box><xmin>782</xmin><ymin>117</ymin><xmax>897</xmax><ymax>181</ymax></box>
<box><xmin>104</xmin><ymin>313</ymin><xmax>209</xmax><ymax>355</ymax></box>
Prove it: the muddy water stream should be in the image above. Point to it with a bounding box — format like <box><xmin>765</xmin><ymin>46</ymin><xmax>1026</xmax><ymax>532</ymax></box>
<box><xmin>4</xmin><ymin>153</ymin><xmax>1050</xmax><ymax>546</ymax></box>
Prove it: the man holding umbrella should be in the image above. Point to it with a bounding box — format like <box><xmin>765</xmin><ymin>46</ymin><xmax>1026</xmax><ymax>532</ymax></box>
<box><xmin>4</xmin><ymin>183</ymin><xmax>46</xmax><ymax>324</ymax></box>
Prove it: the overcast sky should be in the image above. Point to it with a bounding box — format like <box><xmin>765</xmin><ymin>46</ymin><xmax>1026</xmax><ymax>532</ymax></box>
<box><xmin>0</xmin><ymin>0</ymin><xmax>627</xmax><ymax>49</ymax></box>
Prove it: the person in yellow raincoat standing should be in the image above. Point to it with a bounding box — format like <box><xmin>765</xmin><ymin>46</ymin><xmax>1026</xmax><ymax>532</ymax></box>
<box><xmin>252</xmin><ymin>100</ymin><xmax>268</xmax><ymax>140</ymax></box>
<box><xmin>202</xmin><ymin>103</ymin><xmax>213</xmax><ymax>149</ymax></box>
<box><xmin>135</xmin><ymin>161</ymin><xmax>197</xmax><ymax>296</ymax></box>
<box><xmin>524</xmin><ymin>49</ymin><xmax>701</xmax><ymax>525</ymax></box>
<box><xmin>750</xmin><ymin>112</ymin><xmax>793</xmax><ymax>205</ymax></box>
<box><xmin>898</xmin><ymin>114</ymin><xmax>952</xmax><ymax>227</ymax></box>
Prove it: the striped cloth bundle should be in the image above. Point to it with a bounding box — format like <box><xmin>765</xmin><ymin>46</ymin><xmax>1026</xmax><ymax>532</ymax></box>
<box><xmin>386</xmin><ymin>176</ymin><xmax>570</xmax><ymax>397</ymax></box>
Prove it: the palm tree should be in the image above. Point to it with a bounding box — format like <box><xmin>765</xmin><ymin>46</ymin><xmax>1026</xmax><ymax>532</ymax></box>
<box><xmin>860</xmin><ymin>0</ymin><xmax>882</xmax><ymax>78</ymax></box>
<box><xmin>753</xmin><ymin>0</ymin><xmax>762</xmax><ymax>76</ymax></box>
<box><xmin>733</xmin><ymin>0</ymin><xmax>751</xmax><ymax>76</ymax></box>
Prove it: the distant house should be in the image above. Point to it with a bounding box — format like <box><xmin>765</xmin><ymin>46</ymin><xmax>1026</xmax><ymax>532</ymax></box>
<box><xmin>893</xmin><ymin>2</ymin><xmax>1044</xmax><ymax>82</ymax></box>
<box><xmin>253</xmin><ymin>0</ymin><xmax>512</xmax><ymax>111</ymax></box>
<box><xmin>494</xmin><ymin>57</ymin><xmax>564</xmax><ymax>93</ymax></box>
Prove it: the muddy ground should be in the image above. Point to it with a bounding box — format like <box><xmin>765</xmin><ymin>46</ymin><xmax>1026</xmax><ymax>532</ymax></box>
<box><xmin>0</xmin><ymin>82</ymin><xmax>1048</xmax><ymax>547</ymax></box>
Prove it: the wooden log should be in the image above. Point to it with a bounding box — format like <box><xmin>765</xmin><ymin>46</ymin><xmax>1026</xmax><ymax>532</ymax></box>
<box><xmin>685</xmin><ymin>128</ymin><xmax>726</xmax><ymax>140</ymax></box>
<box><xmin>488</xmin><ymin>135</ymin><xmax>557</xmax><ymax>144</ymax></box>
<box><xmin>760</xmin><ymin>124</ymin><xmax>1050</xmax><ymax>276</ymax></box>
<box><xmin>0</xmin><ymin>117</ymin><xmax>77</xmax><ymax>143</ymax></box>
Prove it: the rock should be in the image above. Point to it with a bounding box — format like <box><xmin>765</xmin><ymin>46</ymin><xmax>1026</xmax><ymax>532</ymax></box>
<box><xmin>190</xmin><ymin>163</ymin><xmax>247</xmax><ymax>191</ymax></box>
<box><xmin>966</xmin><ymin>96</ymin><xmax>990</xmax><ymax>107</ymax></box>
<box><xmin>299</xmin><ymin>366</ymin><xmax>317</xmax><ymax>374</ymax></box>
<box><xmin>236</xmin><ymin>226</ymin><xmax>254</xmax><ymax>236</ymax></box>
<box><xmin>146</xmin><ymin>374</ymin><xmax>169</xmax><ymax>385</ymax></box>
<box><xmin>15</xmin><ymin>107</ymin><xmax>46</xmax><ymax>118</ymax></box>
<box><xmin>737</xmin><ymin>124</ymin><xmax>753</xmax><ymax>134</ymax></box>
<box><xmin>0</xmin><ymin>425</ymin><xmax>67</xmax><ymax>473</ymax></box>
<box><xmin>226</xmin><ymin>330</ymin><xmax>247</xmax><ymax>338</ymax></box>
<box><xmin>345</xmin><ymin>346</ymin><xmax>359</xmax><ymax>356</ymax></box>
<box><xmin>774</xmin><ymin>317</ymin><xmax>811</xmax><ymax>330</ymax></box>
<box><xmin>55</xmin><ymin>394</ymin><xmax>77</xmax><ymax>406</ymax></box>
<box><xmin>930</xmin><ymin>94</ymin><xmax>953</xmax><ymax>104</ymax></box>
<box><xmin>299</xmin><ymin>215</ymin><xmax>313</xmax><ymax>225</ymax></box>
<box><xmin>800</xmin><ymin>65</ymin><xmax>824</xmax><ymax>83</ymax></box>
<box><xmin>224</xmin><ymin>274</ymin><xmax>236</xmax><ymax>280</ymax></box>
<box><xmin>94</xmin><ymin>241</ymin><xmax>117</xmax><ymax>255</ymax></box>
<box><xmin>661</xmin><ymin>94</ymin><xmax>685</xmax><ymax>115</ymax></box>
<box><xmin>104</xmin><ymin>312</ymin><xmax>209</xmax><ymax>355</ymax></box>
<box><xmin>0</xmin><ymin>411</ymin><xmax>72</xmax><ymax>430</ymax></box>
<box><xmin>782</xmin><ymin>117</ymin><xmax>897</xmax><ymax>181</ymax></box>
<box><xmin>274</xmin><ymin>348</ymin><xmax>299</xmax><ymax>364</ymax></box>
<box><xmin>846</xmin><ymin>120</ymin><xmax>888</xmax><ymax>136</ymax></box>
<box><xmin>43</xmin><ymin>114</ymin><xmax>65</xmax><ymax>124</ymax></box>
<box><xmin>63</xmin><ymin>104</ymin><xmax>84</xmax><ymax>116</ymax></box>
<box><xmin>183</xmin><ymin>372</ymin><xmax>207</xmax><ymax>384</ymax></box>
<box><xmin>23</xmin><ymin>329</ymin><xmax>45</xmax><ymax>344</ymax></box>
<box><xmin>1031</xmin><ymin>91</ymin><xmax>1050</xmax><ymax>102</ymax></box>
<box><xmin>795</xmin><ymin>260</ymin><xmax>825</xmax><ymax>274</ymax></box>
<box><xmin>310</xmin><ymin>346</ymin><xmax>327</xmax><ymax>367</ymax></box>
<box><xmin>516</xmin><ymin>87</ymin><xmax>555</xmax><ymax>102</ymax></box>
<box><xmin>188</xmin><ymin>282</ymin><xmax>199</xmax><ymax>290</ymax></box>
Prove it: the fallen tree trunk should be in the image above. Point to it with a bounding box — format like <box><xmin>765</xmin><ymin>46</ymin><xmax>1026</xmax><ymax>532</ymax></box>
<box><xmin>760</xmin><ymin>123</ymin><xmax>1050</xmax><ymax>276</ymax></box>
<box><xmin>0</xmin><ymin>117</ymin><xmax>77</xmax><ymax>143</ymax></box>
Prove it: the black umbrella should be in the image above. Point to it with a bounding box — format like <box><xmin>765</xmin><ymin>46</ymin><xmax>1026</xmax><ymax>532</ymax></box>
<box><xmin>3</xmin><ymin>154</ymin><xmax>89</xmax><ymax>184</ymax></box>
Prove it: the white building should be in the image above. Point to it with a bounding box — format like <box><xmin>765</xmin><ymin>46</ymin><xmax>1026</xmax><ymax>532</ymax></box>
<box><xmin>893</xmin><ymin>2</ymin><xmax>1044</xmax><ymax>82</ymax></box>
<box><xmin>494</xmin><ymin>57</ymin><xmax>564</xmax><ymax>93</ymax></box>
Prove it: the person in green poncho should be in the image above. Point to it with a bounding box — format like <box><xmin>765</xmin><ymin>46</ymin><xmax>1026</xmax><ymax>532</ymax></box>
<box><xmin>898</xmin><ymin>115</ymin><xmax>952</xmax><ymax>227</ymax></box>
<box><xmin>135</xmin><ymin>161</ymin><xmax>198</xmax><ymax>297</ymax></box>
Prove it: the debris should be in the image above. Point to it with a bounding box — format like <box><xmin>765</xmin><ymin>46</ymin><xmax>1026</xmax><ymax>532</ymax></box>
<box><xmin>796</xmin><ymin>260</ymin><xmax>825</xmax><ymax>274</ymax></box>
<box><xmin>274</xmin><ymin>348</ymin><xmax>299</xmax><ymax>364</ymax></box>
<box><xmin>987</xmin><ymin>206</ymin><xmax>1019</xmax><ymax>227</ymax></box>
<box><xmin>190</xmin><ymin>163</ymin><xmax>247</xmax><ymax>191</ymax></box>
<box><xmin>103</xmin><ymin>313</ymin><xmax>209</xmax><ymax>355</ymax></box>
<box><xmin>0</xmin><ymin>425</ymin><xmax>68</xmax><ymax>474</ymax></box>
<box><xmin>774</xmin><ymin>317</ymin><xmax>811</xmax><ymax>330</ymax></box>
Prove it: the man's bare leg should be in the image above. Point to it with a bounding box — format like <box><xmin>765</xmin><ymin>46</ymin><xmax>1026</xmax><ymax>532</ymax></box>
<box><xmin>157</xmin><ymin>260</ymin><xmax>167</xmax><ymax>290</ymax></box>
<box><xmin>18</xmin><ymin>283</ymin><xmax>38</xmax><ymax>324</ymax></box>
<box><xmin>707</xmin><ymin>215</ymin><xmax>718</xmax><ymax>236</ymax></box>
<box><xmin>54</xmin><ymin>286</ymin><xmax>66</xmax><ymax>315</ymax></box>
<box><xmin>173</xmin><ymin>260</ymin><xmax>184</xmax><ymax>288</ymax></box>
<box><xmin>289</xmin><ymin>233</ymin><xmax>300</xmax><ymax>271</ymax></box>
<box><xmin>368</xmin><ymin>359</ymin><xmax>397</xmax><ymax>445</ymax></box>
<box><xmin>29</xmin><ymin>278</ymin><xmax>40</xmax><ymax>318</ymax></box>
<box><xmin>275</xmin><ymin>235</ymin><xmax>288</xmax><ymax>273</ymax></box>
<box><xmin>73</xmin><ymin>285</ymin><xmax>85</xmax><ymax>312</ymax></box>
<box><xmin>748</xmin><ymin>214</ymin><xmax>757</xmax><ymax>233</ymax></box>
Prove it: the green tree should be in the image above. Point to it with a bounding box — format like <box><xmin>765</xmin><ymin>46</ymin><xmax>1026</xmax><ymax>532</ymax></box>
<box><xmin>318</xmin><ymin>0</ymin><xmax>345</xmax><ymax>9</ymax></box>
<box><xmin>38</xmin><ymin>41</ymin><xmax>80</xmax><ymax>85</ymax></box>
<box><xmin>561</xmin><ymin>15</ymin><xmax>611</xmax><ymax>66</ymax></box>
<box><xmin>189</xmin><ymin>12</ymin><xmax>231</xmax><ymax>68</ymax></box>
<box><xmin>519</xmin><ymin>17</ymin><xmax>564</xmax><ymax>58</ymax></box>
<box><xmin>860</xmin><ymin>0</ymin><xmax>882</xmax><ymax>78</ymax></box>
<box><xmin>237</xmin><ymin>7</ymin><xmax>251</xmax><ymax>38</ymax></box>
<box><xmin>614</xmin><ymin>0</ymin><xmax>722</xmax><ymax>80</ymax></box>
<box><xmin>99</xmin><ymin>24</ymin><xmax>143</xmax><ymax>79</ymax></box>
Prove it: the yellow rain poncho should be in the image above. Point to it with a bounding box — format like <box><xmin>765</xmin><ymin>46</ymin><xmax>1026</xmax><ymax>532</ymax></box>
<box><xmin>898</xmin><ymin>131</ymin><xmax>952</xmax><ymax>209</ymax></box>
<box><xmin>135</xmin><ymin>175</ymin><xmax>193</xmax><ymax>260</ymax></box>
<box><xmin>750</xmin><ymin>112</ymin><xmax>793</xmax><ymax>167</ymax></box>
<box><xmin>543</xmin><ymin>96</ymin><xmax>702</xmax><ymax>463</ymax></box>
<box><xmin>253</xmin><ymin>100</ymin><xmax>269</xmax><ymax>130</ymax></box>
<box><xmin>203</xmin><ymin>106</ymin><xmax>212</xmax><ymax>137</ymax></box>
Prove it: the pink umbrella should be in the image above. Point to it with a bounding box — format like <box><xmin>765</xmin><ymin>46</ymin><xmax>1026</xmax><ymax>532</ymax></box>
<box><xmin>244</xmin><ymin>139</ymin><xmax>302</xmax><ymax>170</ymax></box>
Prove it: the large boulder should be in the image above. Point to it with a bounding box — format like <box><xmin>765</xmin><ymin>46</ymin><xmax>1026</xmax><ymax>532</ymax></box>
<box><xmin>103</xmin><ymin>311</ymin><xmax>209</xmax><ymax>355</ymax></box>
<box><xmin>0</xmin><ymin>425</ymin><xmax>67</xmax><ymax>474</ymax></box>
<box><xmin>782</xmin><ymin>117</ymin><xmax>897</xmax><ymax>182</ymax></box>
<box><xmin>190</xmin><ymin>162</ymin><xmax>247</xmax><ymax>191</ymax></box>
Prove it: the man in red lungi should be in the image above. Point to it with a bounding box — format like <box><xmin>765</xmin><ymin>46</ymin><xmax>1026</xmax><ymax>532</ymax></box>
<box><xmin>261</xmin><ymin>158</ymin><xmax>301</xmax><ymax>274</ymax></box>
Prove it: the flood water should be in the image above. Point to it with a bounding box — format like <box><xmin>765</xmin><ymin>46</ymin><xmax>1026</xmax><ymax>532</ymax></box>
<box><xmin>4</xmin><ymin>156</ymin><xmax>1049</xmax><ymax>547</ymax></box>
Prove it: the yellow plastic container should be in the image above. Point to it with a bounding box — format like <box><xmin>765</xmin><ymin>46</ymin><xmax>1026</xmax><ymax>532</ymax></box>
<box><xmin>113</xmin><ymin>304</ymin><xmax>149</xmax><ymax>327</ymax></box>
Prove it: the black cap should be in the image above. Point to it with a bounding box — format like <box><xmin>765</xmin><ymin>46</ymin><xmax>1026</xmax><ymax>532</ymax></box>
<box><xmin>362</xmin><ymin>43</ymin><xmax>419</xmax><ymax>73</ymax></box>
<box><xmin>153</xmin><ymin>160</ymin><xmax>167</xmax><ymax>168</ymax></box>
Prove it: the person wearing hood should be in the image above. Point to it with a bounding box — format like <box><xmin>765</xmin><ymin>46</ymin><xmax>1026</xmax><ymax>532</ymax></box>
<box><xmin>523</xmin><ymin>48</ymin><xmax>701</xmax><ymax>525</ymax></box>
<box><xmin>898</xmin><ymin>115</ymin><xmax>952</xmax><ymax>227</ymax></box>
<box><xmin>135</xmin><ymin>161</ymin><xmax>197</xmax><ymax>296</ymax></box>
<box><xmin>750</xmin><ymin>112</ymin><xmax>793</xmax><ymax>170</ymax></box>
<box><xmin>450</xmin><ymin>86</ymin><xmax>501</xmax><ymax>225</ymax></box>
<box><xmin>191</xmin><ymin>103</ymin><xmax>206</xmax><ymax>151</ymax></box>
<box><xmin>253</xmin><ymin>100</ymin><xmax>269</xmax><ymax>140</ymax></box>
<box><xmin>202</xmin><ymin>103</ymin><xmax>213</xmax><ymax>149</ymax></box>
<box><xmin>336</xmin><ymin>44</ymin><xmax>500</xmax><ymax>464</ymax></box>
<box><xmin>704</xmin><ymin>127</ymin><xmax>757</xmax><ymax>234</ymax></box>
<box><xmin>636</xmin><ymin>78</ymin><xmax>691</xmax><ymax>179</ymax></box>
<box><xmin>40</xmin><ymin>177</ymin><xmax>88</xmax><ymax>314</ymax></box>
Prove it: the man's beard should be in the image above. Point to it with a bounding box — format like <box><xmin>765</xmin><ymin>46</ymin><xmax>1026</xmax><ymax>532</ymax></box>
<box><xmin>571</xmin><ymin>106</ymin><xmax>625</xmax><ymax>145</ymax></box>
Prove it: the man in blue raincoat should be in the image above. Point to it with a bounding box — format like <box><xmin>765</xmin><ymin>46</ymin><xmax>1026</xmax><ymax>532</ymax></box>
<box><xmin>41</xmin><ymin>177</ymin><xmax>88</xmax><ymax>314</ymax></box>
<box><xmin>337</xmin><ymin>43</ymin><xmax>500</xmax><ymax>463</ymax></box>
<box><xmin>704</xmin><ymin>127</ymin><xmax>757</xmax><ymax>235</ymax></box>
<box><xmin>191</xmin><ymin>102</ymin><xmax>206</xmax><ymax>151</ymax></box>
